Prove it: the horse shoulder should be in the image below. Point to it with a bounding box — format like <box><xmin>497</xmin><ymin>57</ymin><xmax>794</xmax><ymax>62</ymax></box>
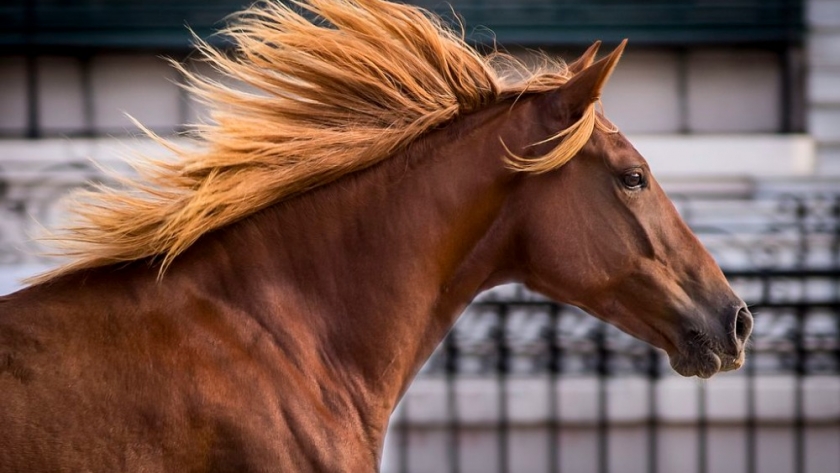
<box><xmin>0</xmin><ymin>279</ymin><xmax>377</xmax><ymax>472</ymax></box>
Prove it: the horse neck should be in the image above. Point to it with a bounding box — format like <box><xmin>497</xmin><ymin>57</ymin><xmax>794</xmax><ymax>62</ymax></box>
<box><xmin>179</xmin><ymin>97</ymin><xmax>537</xmax><ymax>434</ymax></box>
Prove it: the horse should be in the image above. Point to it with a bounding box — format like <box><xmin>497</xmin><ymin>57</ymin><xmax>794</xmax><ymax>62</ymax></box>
<box><xmin>0</xmin><ymin>0</ymin><xmax>752</xmax><ymax>471</ymax></box>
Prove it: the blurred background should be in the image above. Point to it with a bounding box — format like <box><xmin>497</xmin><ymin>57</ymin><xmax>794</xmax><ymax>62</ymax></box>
<box><xmin>0</xmin><ymin>1</ymin><xmax>838</xmax><ymax>472</ymax></box>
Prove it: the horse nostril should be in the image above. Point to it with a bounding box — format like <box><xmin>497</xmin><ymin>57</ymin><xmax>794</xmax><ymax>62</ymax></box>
<box><xmin>734</xmin><ymin>307</ymin><xmax>753</xmax><ymax>345</ymax></box>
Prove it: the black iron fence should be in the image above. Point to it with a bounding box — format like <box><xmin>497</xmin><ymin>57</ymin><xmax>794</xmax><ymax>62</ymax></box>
<box><xmin>383</xmin><ymin>193</ymin><xmax>840</xmax><ymax>473</ymax></box>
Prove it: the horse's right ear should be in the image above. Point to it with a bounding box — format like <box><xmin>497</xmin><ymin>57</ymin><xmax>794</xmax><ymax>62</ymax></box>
<box><xmin>553</xmin><ymin>39</ymin><xmax>626</xmax><ymax>120</ymax></box>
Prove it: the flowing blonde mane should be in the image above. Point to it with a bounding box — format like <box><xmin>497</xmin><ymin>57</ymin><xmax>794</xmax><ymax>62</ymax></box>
<box><xmin>34</xmin><ymin>0</ymin><xmax>602</xmax><ymax>283</ymax></box>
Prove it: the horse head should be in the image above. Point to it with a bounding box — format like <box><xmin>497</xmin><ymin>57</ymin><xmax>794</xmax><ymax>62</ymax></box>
<box><xmin>507</xmin><ymin>42</ymin><xmax>752</xmax><ymax>378</ymax></box>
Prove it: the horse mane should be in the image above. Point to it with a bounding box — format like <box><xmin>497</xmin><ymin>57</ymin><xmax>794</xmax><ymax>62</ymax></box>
<box><xmin>32</xmin><ymin>0</ymin><xmax>603</xmax><ymax>283</ymax></box>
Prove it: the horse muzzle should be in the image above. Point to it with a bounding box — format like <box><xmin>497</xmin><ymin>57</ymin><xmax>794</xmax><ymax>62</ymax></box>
<box><xmin>668</xmin><ymin>305</ymin><xmax>753</xmax><ymax>379</ymax></box>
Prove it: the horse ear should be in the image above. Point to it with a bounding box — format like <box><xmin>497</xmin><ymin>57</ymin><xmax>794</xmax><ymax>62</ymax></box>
<box><xmin>557</xmin><ymin>39</ymin><xmax>627</xmax><ymax>118</ymax></box>
<box><xmin>567</xmin><ymin>41</ymin><xmax>601</xmax><ymax>74</ymax></box>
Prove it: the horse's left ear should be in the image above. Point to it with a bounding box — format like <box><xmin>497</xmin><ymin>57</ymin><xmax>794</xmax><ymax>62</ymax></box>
<box><xmin>555</xmin><ymin>39</ymin><xmax>627</xmax><ymax>119</ymax></box>
<box><xmin>567</xmin><ymin>41</ymin><xmax>601</xmax><ymax>74</ymax></box>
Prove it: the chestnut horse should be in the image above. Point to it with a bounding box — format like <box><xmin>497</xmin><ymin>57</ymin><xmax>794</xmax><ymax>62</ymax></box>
<box><xmin>0</xmin><ymin>0</ymin><xmax>751</xmax><ymax>471</ymax></box>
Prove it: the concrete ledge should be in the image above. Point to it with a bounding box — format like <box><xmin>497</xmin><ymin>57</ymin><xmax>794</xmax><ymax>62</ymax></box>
<box><xmin>0</xmin><ymin>137</ymin><xmax>174</xmax><ymax>180</ymax></box>
<box><xmin>628</xmin><ymin>134</ymin><xmax>816</xmax><ymax>179</ymax></box>
<box><xmin>0</xmin><ymin>134</ymin><xmax>818</xmax><ymax>181</ymax></box>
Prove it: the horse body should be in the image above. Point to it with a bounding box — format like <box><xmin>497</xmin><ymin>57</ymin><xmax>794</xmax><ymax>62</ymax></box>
<box><xmin>0</xmin><ymin>99</ymin><xmax>536</xmax><ymax>472</ymax></box>
<box><xmin>0</xmin><ymin>1</ymin><xmax>753</xmax><ymax>471</ymax></box>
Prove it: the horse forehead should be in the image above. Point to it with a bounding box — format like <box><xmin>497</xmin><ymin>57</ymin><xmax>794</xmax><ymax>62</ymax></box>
<box><xmin>587</xmin><ymin>128</ymin><xmax>644</xmax><ymax>163</ymax></box>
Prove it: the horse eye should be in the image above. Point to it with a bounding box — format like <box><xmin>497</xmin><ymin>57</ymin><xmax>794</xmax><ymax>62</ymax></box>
<box><xmin>622</xmin><ymin>171</ymin><xmax>645</xmax><ymax>189</ymax></box>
